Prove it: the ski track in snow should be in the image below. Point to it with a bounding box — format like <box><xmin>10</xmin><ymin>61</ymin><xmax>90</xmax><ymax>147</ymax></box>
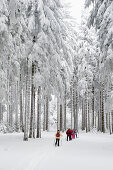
<box><xmin>0</xmin><ymin>132</ymin><xmax>113</xmax><ymax>170</ymax></box>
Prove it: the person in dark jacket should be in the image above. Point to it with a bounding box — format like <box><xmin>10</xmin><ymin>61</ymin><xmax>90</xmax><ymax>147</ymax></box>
<box><xmin>66</xmin><ymin>128</ymin><xmax>72</xmax><ymax>141</ymax></box>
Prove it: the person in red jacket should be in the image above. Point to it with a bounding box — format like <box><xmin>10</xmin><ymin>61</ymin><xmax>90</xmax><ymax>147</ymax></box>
<box><xmin>66</xmin><ymin>128</ymin><xmax>72</xmax><ymax>141</ymax></box>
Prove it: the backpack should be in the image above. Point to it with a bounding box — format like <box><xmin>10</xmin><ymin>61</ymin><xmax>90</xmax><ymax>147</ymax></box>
<box><xmin>56</xmin><ymin>132</ymin><xmax>60</xmax><ymax>137</ymax></box>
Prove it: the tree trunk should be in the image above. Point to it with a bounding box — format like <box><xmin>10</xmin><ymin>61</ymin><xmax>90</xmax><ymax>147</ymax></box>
<box><xmin>109</xmin><ymin>112</ymin><xmax>112</xmax><ymax>135</ymax></box>
<box><xmin>0</xmin><ymin>103</ymin><xmax>3</xmax><ymax>123</ymax></box>
<box><xmin>112</xmin><ymin>112</ymin><xmax>113</xmax><ymax>134</ymax></box>
<box><xmin>20</xmin><ymin>69</ymin><xmax>24</xmax><ymax>132</ymax></box>
<box><xmin>6</xmin><ymin>68</ymin><xmax>9</xmax><ymax>127</ymax></box>
<box><xmin>64</xmin><ymin>84</ymin><xmax>66</xmax><ymax>131</ymax></box>
<box><xmin>97</xmin><ymin>111</ymin><xmax>100</xmax><ymax>131</ymax></box>
<box><xmin>43</xmin><ymin>96</ymin><xmax>46</xmax><ymax>131</ymax></box>
<box><xmin>24</xmin><ymin>59</ymin><xmax>29</xmax><ymax>141</ymax></box>
<box><xmin>73</xmin><ymin>85</ymin><xmax>76</xmax><ymax>129</ymax></box>
<box><xmin>15</xmin><ymin>81</ymin><xmax>19</xmax><ymax>132</ymax></box>
<box><xmin>29</xmin><ymin>62</ymin><xmax>35</xmax><ymax>138</ymax></box>
<box><xmin>33</xmin><ymin>87</ymin><xmax>36</xmax><ymax>138</ymax></box>
<box><xmin>37</xmin><ymin>86</ymin><xmax>41</xmax><ymax>138</ymax></box>
<box><xmin>46</xmin><ymin>96</ymin><xmax>49</xmax><ymax>131</ymax></box>
<box><xmin>101</xmin><ymin>86</ymin><xmax>105</xmax><ymax>133</ymax></box>
<box><xmin>75</xmin><ymin>90</ymin><xmax>78</xmax><ymax>130</ymax></box>
<box><xmin>95</xmin><ymin>115</ymin><xmax>96</xmax><ymax>128</ymax></box>
<box><xmin>57</xmin><ymin>96</ymin><xmax>60</xmax><ymax>131</ymax></box>
<box><xmin>92</xmin><ymin>86</ymin><xmax>94</xmax><ymax>128</ymax></box>
<box><xmin>85</xmin><ymin>92</ymin><xmax>88</xmax><ymax>133</ymax></box>
<box><xmin>106</xmin><ymin>113</ymin><xmax>108</xmax><ymax>130</ymax></box>
<box><xmin>88</xmin><ymin>100</ymin><xmax>90</xmax><ymax>132</ymax></box>
<box><xmin>100</xmin><ymin>89</ymin><xmax>102</xmax><ymax>132</ymax></box>
<box><xmin>9</xmin><ymin>84</ymin><xmax>13</xmax><ymax>129</ymax></box>
<box><xmin>60</xmin><ymin>104</ymin><xmax>62</xmax><ymax>131</ymax></box>
<box><xmin>82</xmin><ymin>99</ymin><xmax>85</xmax><ymax>130</ymax></box>
<box><xmin>70</xmin><ymin>86</ymin><xmax>73</xmax><ymax>129</ymax></box>
<box><xmin>27</xmin><ymin>66</ymin><xmax>31</xmax><ymax>134</ymax></box>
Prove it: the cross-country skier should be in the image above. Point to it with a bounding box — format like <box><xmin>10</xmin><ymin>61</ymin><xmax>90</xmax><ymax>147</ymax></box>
<box><xmin>72</xmin><ymin>129</ymin><xmax>76</xmax><ymax>139</ymax></box>
<box><xmin>55</xmin><ymin>130</ymin><xmax>63</xmax><ymax>146</ymax></box>
<box><xmin>66</xmin><ymin>128</ymin><xmax>72</xmax><ymax>141</ymax></box>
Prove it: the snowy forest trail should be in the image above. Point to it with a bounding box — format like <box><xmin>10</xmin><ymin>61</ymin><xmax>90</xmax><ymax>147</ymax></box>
<box><xmin>38</xmin><ymin>132</ymin><xmax>113</xmax><ymax>170</ymax></box>
<box><xmin>0</xmin><ymin>132</ymin><xmax>113</xmax><ymax>170</ymax></box>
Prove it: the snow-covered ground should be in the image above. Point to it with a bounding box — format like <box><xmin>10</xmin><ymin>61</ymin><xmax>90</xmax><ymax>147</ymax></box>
<box><xmin>0</xmin><ymin>131</ymin><xmax>113</xmax><ymax>170</ymax></box>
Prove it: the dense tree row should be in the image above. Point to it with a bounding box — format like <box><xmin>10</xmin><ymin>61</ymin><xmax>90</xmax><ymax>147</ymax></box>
<box><xmin>79</xmin><ymin>0</ymin><xmax>113</xmax><ymax>134</ymax></box>
<box><xmin>69</xmin><ymin>1</ymin><xmax>113</xmax><ymax>135</ymax></box>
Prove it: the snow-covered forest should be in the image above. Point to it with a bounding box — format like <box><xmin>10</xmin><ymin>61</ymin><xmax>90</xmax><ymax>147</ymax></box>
<box><xmin>0</xmin><ymin>0</ymin><xmax>113</xmax><ymax>137</ymax></box>
<box><xmin>0</xmin><ymin>0</ymin><xmax>113</xmax><ymax>169</ymax></box>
